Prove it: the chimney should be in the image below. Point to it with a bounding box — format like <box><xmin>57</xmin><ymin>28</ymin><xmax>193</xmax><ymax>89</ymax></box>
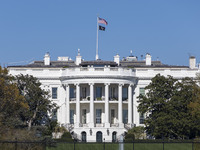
<box><xmin>114</xmin><ymin>54</ymin><xmax>120</xmax><ymax>65</ymax></box>
<box><xmin>76</xmin><ymin>49</ymin><xmax>82</xmax><ymax>65</ymax></box>
<box><xmin>145</xmin><ymin>53</ymin><xmax>151</xmax><ymax>66</ymax></box>
<box><xmin>189</xmin><ymin>56</ymin><xmax>196</xmax><ymax>69</ymax></box>
<box><xmin>44</xmin><ymin>52</ymin><xmax>50</xmax><ymax>65</ymax></box>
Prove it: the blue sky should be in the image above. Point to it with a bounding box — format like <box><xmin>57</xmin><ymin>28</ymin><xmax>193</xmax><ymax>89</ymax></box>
<box><xmin>0</xmin><ymin>0</ymin><xmax>200</xmax><ymax>66</ymax></box>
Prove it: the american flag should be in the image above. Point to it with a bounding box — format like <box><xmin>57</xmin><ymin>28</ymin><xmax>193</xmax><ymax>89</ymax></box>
<box><xmin>98</xmin><ymin>17</ymin><xmax>108</xmax><ymax>25</ymax></box>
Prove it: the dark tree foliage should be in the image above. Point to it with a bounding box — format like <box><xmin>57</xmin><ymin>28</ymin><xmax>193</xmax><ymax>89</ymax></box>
<box><xmin>138</xmin><ymin>74</ymin><xmax>200</xmax><ymax>139</ymax></box>
<box><xmin>16</xmin><ymin>74</ymin><xmax>57</xmax><ymax>130</ymax></box>
<box><xmin>0</xmin><ymin>67</ymin><xmax>27</xmax><ymax>129</ymax></box>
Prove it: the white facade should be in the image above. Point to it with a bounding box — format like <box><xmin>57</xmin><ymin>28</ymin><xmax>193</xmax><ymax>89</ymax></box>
<box><xmin>8</xmin><ymin>53</ymin><xmax>200</xmax><ymax>142</ymax></box>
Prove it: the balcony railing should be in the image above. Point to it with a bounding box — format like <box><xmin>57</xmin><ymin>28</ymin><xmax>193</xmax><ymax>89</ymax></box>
<box><xmin>79</xmin><ymin>123</ymin><xmax>88</xmax><ymax>127</ymax></box>
<box><xmin>70</xmin><ymin>98</ymin><xmax>76</xmax><ymax>101</ymax></box>
<box><xmin>95</xmin><ymin>123</ymin><xmax>104</xmax><ymax>127</ymax></box>
<box><xmin>111</xmin><ymin>123</ymin><xmax>119</xmax><ymax>127</ymax></box>
<box><xmin>80</xmin><ymin>96</ymin><xmax>90</xmax><ymax>101</ymax></box>
<box><xmin>61</xmin><ymin>67</ymin><xmax>135</xmax><ymax>78</ymax></box>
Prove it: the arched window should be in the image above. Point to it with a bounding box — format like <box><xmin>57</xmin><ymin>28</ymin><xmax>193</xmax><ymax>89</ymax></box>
<box><xmin>112</xmin><ymin>131</ymin><xmax>117</xmax><ymax>142</ymax></box>
<box><xmin>96</xmin><ymin>131</ymin><xmax>103</xmax><ymax>142</ymax></box>
<box><xmin>81</xmin><ymin>131</ymin><xmax>87</xmax><ymax>142</ymax></box>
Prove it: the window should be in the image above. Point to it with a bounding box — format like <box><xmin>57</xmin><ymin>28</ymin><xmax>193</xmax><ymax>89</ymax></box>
<box><xmin>52</xmin><ymin>109</ymin><xmax>57</xmax><ymax>120</ymax></box>
<box><xmin>96</xmin><ymin>109</ymin><xmax>102</xmax><ymax>123</ymax></box>
<box><xmin>82</xmin><ymin>87</ymin><xmax>87</xmax><ymax>98</ymax></box>
<box><xmin>96</xmin><ymin>131</ymin><xmax>103</xmax><ymax>142</ymax></box>
<box><xmin>96</xmin><ymin>87</ymin><xmax>102</xmax><ymax>99</ymax></box>
<box><xmin>70</xmin><ymin>110</ymin><xmax>74</xmax><ymax>124</ymax></box>
<box><xmin>52</xmin><ymin>87</ymin><xmax>58</xmax><ymax>99</ymax></box>
<box><xmin>81</xmin><ymin>132</ymin><xmax>87</xmax><ymax>142</ymax></box>
<box><xmin>111</xmin><ymin>109</ymin><xmax>115</xmax><ymax>124</ymax></box>
<box><xmin>139</xmin><ymin>88</ymin><xmax>145</xmax><ymax>96</ymax></box>
<box><xmin>122</xmin><ymin>87</ymin><xmax>128</xmax><ymax>100</ymax></box>
<box><xmin>82</xmin><ymin>109</ymin><xmax>87</xmax><ymax>124</ymax></box>
<box><xmin>123</xmin><ymin>109</ymin><xmax>128</xmax><ymax>124</ymax></box>
<box><xmin>110</xmin><ymin>87</ymin><xmax>116</xmax><ymax>99</ymax></box>
<box><xmin>140</xmin><ymin>113</ymin><xmax>145</xmax><ymax>124</ymax></box>
<box><xmin>70</xmin><ymin>87</ymin><xmax>76</xmax><ymax>98</ymax></box>
<box><xmin>112</xmin><ymin>132</ymin><xmax>117</xmax><ymax>142</ymax></box>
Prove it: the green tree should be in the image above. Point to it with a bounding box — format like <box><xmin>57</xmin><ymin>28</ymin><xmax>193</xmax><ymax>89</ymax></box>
<box><xmin>125</xmin><ymin>126</ymin><xmax>145</xmax><ymax>140</ymax></box>
<box><xmin>0</xmin><ymin>67</ymin><xmax>27</xmax><ymax>135</ymax></box>
<box><xmin>16</xmin><ymin>74</ymin><xmax>57</xmax><ymax>130</ymax></box>
<box><xmin>138</xmin><ymin>74</ymin><xmax>200</xmax><ymax>139</ymax></box>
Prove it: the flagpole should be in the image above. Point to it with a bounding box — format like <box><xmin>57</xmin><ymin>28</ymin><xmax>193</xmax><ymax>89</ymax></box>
<box><xmin>96</xmin><ymin>16</ymin><xmax>99</xmax><ymax>60</ymax></box>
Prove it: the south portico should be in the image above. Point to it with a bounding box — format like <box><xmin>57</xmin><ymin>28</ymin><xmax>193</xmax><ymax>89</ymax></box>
<box><xmin>60</xmin><ymin>74</ymin><xmax>136</xmax><ymax>142</ymax></box>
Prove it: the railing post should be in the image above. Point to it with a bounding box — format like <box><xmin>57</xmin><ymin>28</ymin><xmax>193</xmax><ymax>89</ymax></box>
<box><xmin>74</xmin><ymin>139</ymin><xmax>75</xmax><ymax>150</ymax></box>
<box><xmin>44</xmin><ymin>138</ymin><xmax>47</xmax><ymax>150</ymax></box>
<box><xmin>104</xmin><ymin>138</ymin><xmax>105</xmax><ymax>150</ymax></box>
<box><xmin>15</xmin><ymin>138</ymin><xmax>17</xmax><ymax>150</ymax></box>
<box><xmin>163</xmin><ymin>141</ymin><xmax>164</xmax><ymax>150</ymax></box>
<box><xmin>192</xmin><ymin>141</ymin><xmax>194</xmax><ymax>150</ymax></box>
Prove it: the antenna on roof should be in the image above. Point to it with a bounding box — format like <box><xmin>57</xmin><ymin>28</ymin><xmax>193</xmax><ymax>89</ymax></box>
<box><xmin>78</xmin><ymin>48</ymin><xmax>80</xmax><ymax>56</ymax></box>
<box><xmin>141</xmin><ymin>55</ymin><xmax>143</xmax><ymax>60</ymax></box>
<box><xmin>130</xmin><ymin>50</ymin><xmax>133</xmax><ymax>56</ymax></box>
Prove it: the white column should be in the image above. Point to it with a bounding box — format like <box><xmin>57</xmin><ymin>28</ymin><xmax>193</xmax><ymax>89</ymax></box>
<box><xmin>118</xmin><ymin>84</ymin><xmax>123</xmax><ymax>127</ymax></box>
<box><xmin>105</xmin><ymin>83</ymin><xmax>110</xmax><ymax>127</ymax></box>
<box><xmin>89</xmin><ymin>83</ymin><xmax>94</xmax><ymax>127</ymax></box>
<box><xmin>75</xmin><ymin>83</ymin><xmax>80</xmax><ymax>127</ymax></box>
<box><xmin>66</xmin><ymin>84</ymin><xmax>70</xmax><ymax>124</ymax></box>
<box><xmin>128</xmin><ymin>85</ymin><xmax>133</xmax><ymax>125</ymax></box>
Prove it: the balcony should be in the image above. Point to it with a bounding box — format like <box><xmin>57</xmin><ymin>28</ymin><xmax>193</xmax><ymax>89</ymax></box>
<box><xmin>80</xmin><ymin>96</ymin><xmax>90</xmax><ymax>101</ymax></box>
<box><xmin>61</xmin><ymin>67</ymin><xmax>135</xmax><ymax>79</ymax></box>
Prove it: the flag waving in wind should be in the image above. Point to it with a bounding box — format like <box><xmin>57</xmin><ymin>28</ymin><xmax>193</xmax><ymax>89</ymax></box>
<box><xmin>98</xmin><ymin>17</ymin><xmax>108</xmax><ymax>25</ymax></box>
<box><xmin>96</xmin><ymin>16</ymin><xmax>108</xmax><ymax>60</ymax></box>
<box><xmin>99</xmin><ymin>25</ymin><xmax>105</xmax><ymax>31</ymax></box>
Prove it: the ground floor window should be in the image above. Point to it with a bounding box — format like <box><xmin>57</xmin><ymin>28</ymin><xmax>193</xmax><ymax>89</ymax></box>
<box><xmin>96</xmin><ymin>109</ymin><xmax>102</xmax><ymax>123</ymax></box>
<box><xmin>70</xmin><ymin>110</ymin><xmax>74</xmax><ymax>124</ymax></box>
<box><xmin>52</xmin><ymin>109</ymin><xmax>57</xmax><ymax>120</ymax></box>
<box><xmin>123</xmin><ymin>109</ymin><xmax>128</xmax><ymax>124</ymax></box>
<box><xmin>112</xmin><ymin>131</ymin><xmax>117</xmax><ymax>142</ymax></box>
<box><xmin>140</xmin><ymin>113</ymin><xmax>145</xmax><ymax>124</ymax></box>
<box><xmin>81</xmin><ymin>132</ymin><xmax>87</xmax><ymax>142</ymax></box>
<box><xmin>96</xmin><ymin>131</ymin><xmax>102</xmax><ymax>142</ymax></box>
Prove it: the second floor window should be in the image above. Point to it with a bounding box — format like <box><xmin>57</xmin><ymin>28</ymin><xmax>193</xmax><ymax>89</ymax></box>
<box><xmin>139</xmin><ymin>88</ymin><xmax>145</xmax><ymax>96</ymax></box>
<box><xmin>122</xmin><ymin>87</ymin><xmax>128</xmax><ymax>100</ymax></box>
<box><xmin>52</xmin><ymin>87</ymin><xmax>58</xmax><ymax>99</ymax></box>
<box><xmin>81</xmin><ymin>87</ymin><xmax>87</xmax><ymax>98</ymax></box>
<box><xmin>96</xmin><ymin>87</ymin><xmax>102</xmax><ymax>99</ymax></box>
<box><xmin>70</xmin><ymin>87</ymin><xmax>76</xmax><ymax>98</ymax></box>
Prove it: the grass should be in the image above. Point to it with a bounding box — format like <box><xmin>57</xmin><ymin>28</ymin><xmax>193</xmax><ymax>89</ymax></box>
<box><xmin>0</xmin><ymin>141</ymin><xmax>198</xmax><ymax>150</ymax></box>
<box><xmin>46</xmin><ymin>142</ymin><xmax>197</xmax><ymax>150</ymax></box>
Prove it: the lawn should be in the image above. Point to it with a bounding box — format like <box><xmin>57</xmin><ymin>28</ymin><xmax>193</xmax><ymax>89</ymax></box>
<box><xmin>46</xmin><ymin>142</ymin><xmax>196</xmax><ymax>150</ymax></box>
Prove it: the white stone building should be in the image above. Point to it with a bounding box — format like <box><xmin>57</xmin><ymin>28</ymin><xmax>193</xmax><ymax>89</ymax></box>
<box><xmin>8</xmin><ymin>52</ymin><xmax>200</xmax><ymax>142</ymax></box>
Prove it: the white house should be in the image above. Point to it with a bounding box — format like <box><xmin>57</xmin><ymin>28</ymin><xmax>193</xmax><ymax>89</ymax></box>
<box><xmin>8</xmin><ymin>51</ymin><xmax>200</xmax><ymax>142</ymax></box>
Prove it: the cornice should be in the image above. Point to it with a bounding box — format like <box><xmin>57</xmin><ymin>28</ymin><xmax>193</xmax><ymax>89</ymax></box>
<box><xmin>60</xmin><ymin>75</ymin><xmax>136</xmax><ymax>81</ymax></box>
<box><xmin>137</xmin><ymin>77</ymin><xmax>196</xmax><ymax>80</ymax></box>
